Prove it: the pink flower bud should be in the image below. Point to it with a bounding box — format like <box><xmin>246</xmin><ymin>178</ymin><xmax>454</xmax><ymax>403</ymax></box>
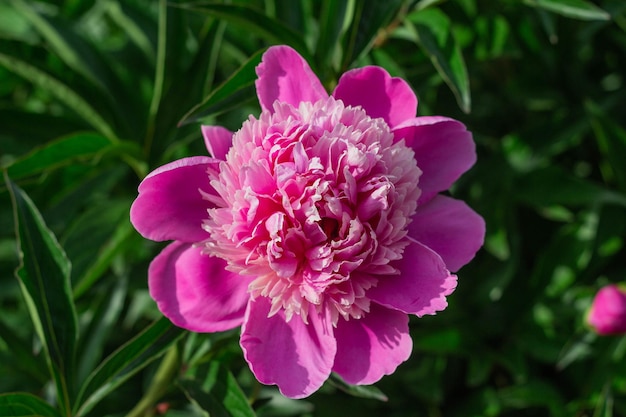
<box><xmin>587</xmin><ymin>284</ymin><xmax>626</xmax><ymax>335</ymax></box>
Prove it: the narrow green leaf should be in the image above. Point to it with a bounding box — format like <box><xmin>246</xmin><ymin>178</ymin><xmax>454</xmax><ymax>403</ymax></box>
<box><xmin>5</xmin><ymin>132</ymin><xmax>112</xmax><ymax>179</ymax></box>
<box><xmin>316</xmin><ymin>0</ymin><xmax>352</xmax><ymax>78</ymax></box>
<box><xmin>176</xmin><ymin>3</ymin><xmax>309</xmax><ymax>59</ymax></box>
<box><xmin>74</xmin><ymin>317</ymin><xmax>184</xmax><ymax>417</ymax></box>
<box><xmin>178</xmin><ymin>48</ymin><xmax>265</xmax><ymax>126</ymax></box>
<box><xmin>523</xmin><ymin>0</ymin><xmax>611</xmax><ymax>21</ymax></box>
<box><xmin>0</xmin><ymin>393</ymin><xmax>61</xmax><ymax>417</ymax></box>
<box><xmin>104</xmin><ymin>0</ymin><xmax>155</xmax><ymax>61</ymax></box>
<box><xmin>407</xmin><ymin>8</ymin><xmax>471</xmax><ymax>113</ymax></box>
<box><xmin>0</xmin><ymin>52</ymin><xmax>117</xmax><ymax>140</ymax></box>
<box><xmin>587</xmin><ymin>101</ymin><xmax>626</xmax><ymax>191</ymax></box>
<box><xmin>6</xmin><ymin>175</ymin><xmax>78</xmax><ymax>415</ymax></box>
<box><xmin>0</xmin><ymin>320</ymin><xmax>48</xmax><ymax>384</ymax></box>
<box><xmin>179</xmin><ymin>365</ymin><xmax>256</xmax><ymax>417</ymax></box>
<box><xmin>327</xmin><ymin>373</ymin><xmax>388</xmax><ymax>402</ymax></box>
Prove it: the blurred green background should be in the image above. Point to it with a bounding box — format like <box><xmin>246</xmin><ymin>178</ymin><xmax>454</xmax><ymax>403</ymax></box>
<box><xmin>1</xmin><ymin>0</ymin><xmax>626</xmax><ymax>416</ymax></box>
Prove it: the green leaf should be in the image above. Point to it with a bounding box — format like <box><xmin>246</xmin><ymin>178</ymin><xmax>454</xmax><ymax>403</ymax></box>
<box><xmin>587</xmin><ymin>101</ymin><xmax>626</xmax><ymax>191</ymax></box>
<box><xmin>179</xmin><ymin>365</ymin><xmax>256</xmax><ymax>417</ymax></box>
<box><xmin>176</xmin><ymin>3</ymin><xmax>309</xmax><ymax>58</ymax></box>
<box><xmin>0</xmin><ymin>52</ymin><xmax>117</xmax><ymax>140</ymax></box>
<box><xmin>0</xmin><ymin>319</ymin><xmax>48</xmax><ymax>385</ymax></box>
<box><xmin>74</xmin><ymin>317</ymin><xmax>185</xmax><ymax>417</ymax></box>
<box><xmin>178</xmin><ymin>48</ymin><xmax>265</xmax><ymax>126</ymax></box>
<box><xmin>4</xmin><ymin>132</ymin><xmax>112</xmax><ymax>179</ymax></box>
<box><xmin>407</xmin><ymin>8</ymin><xmax>471</xmax><ymax>113</ymax></box>
<box><xmin>523</xmin><ymin>0</ymin><xmax>611</xmax><ymax>21</ymax></box>
<box><xmin>0</xmin><ymin>393</ymin><xmax>61</xmax><ymax>417</ymax></box>
<box><xmin>341</xmin><ymin>0</ymin><xmax>403</xmax><ymax>70</ymax></box>
<box><xmin>327</xmin><ymin>373</ymin><xmax>388</xmax><ymax>402</ymax></box>
<box><xmin>316</xmin><ymin>0</ymin><xmax>352</xmax><ymax>78</ymax></box>
<box><xmin>6</xmin><ymin>175</ymin><xmax>78</xmax><ymax>415</ymax></box>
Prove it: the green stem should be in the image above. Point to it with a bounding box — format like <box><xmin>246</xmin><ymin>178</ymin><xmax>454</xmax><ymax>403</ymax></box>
<box><xmin>125</xmin><ymin>345</ymin><xmax>180</xmax><ymax>417</ymax></box>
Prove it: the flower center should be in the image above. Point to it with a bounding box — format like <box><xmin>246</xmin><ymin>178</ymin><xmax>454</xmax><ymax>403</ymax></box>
<box><xmin>203</xmin><ymin>97</ymin><xmax>421</xmax><ymax>325</ymax></box>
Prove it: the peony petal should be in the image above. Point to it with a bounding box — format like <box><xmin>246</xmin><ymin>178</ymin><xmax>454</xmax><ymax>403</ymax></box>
<box><xmin>368</xmin><ymin>240</ymin><xmax>457</xmax><ymax>316</ymax></box>
<box><xmin>333</xmin><ymin>66</ymin><xmax>417</xmax><ymax>128</ymax></box>
<box><xmin>240</xmin><ymin>297</ymin><xmax>336</xmax><ymax>398</ymax></box>
<box><xmin>393</xmin><ymin>116</ymin><xmax>476</xmax><ymax>204</ymax></box>
<box><xmin>202</xmin><ymin>125</ymin><xmax>233</xmax><ymax>160</ymax></box>
<box><xmin>409</xmin><ymin>195</ymin><xmax>485</xmax><ymax>272</ymax></box>
<box><xmin>130</xmin><ymin>157</ymin><xmax>219</xmax><ymax>242</ymax></box>
<box><xmin>333</xmin><ymin>304</ymin><xmax>412</xmax><ymax>385</ymax></box>
<box><xmin>149</xmin><ymin>241</ymin><xmax>251</xmax><ymax>332</ymax></box>
<box><xmin>255</xmin><ymin>45</ymin><xmax>328</xmax><ymax>112</ymax></box>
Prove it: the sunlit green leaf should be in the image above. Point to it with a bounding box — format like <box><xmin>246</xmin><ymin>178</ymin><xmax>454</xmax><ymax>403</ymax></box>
<box><xmin>523</xmin><ymin>0</ymin><xmax>611</xmax><ymax>21</ymax></box>
<box><xmin>74</xmin><ymin>317</ymin><xmax>184</xmax><ymax>417</ymax></box>
<box><xmin>0</xmin><ymin>393</ymin><xmax>61</xmax><ymax>417</ymax></box>
<box><xmin>6</xmin><ymin>176</ymin><xmax>78</xmax><ymax>415</ymax></box>
<box><xmin>407</xmin><ymin>8</ymin><xmax>471</xmax><ymax>113</ymax></box>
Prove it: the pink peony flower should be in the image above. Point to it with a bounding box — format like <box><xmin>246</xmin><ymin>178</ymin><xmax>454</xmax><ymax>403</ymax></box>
<box><xmin>130</xmin><ymin>45</ymin><xmax>485</xmax><ymax>398</ymax></box>
<box><xmin>587</xmin><ymin>284</ymin><xmax>626</xmax><ymax>335</ymax></box>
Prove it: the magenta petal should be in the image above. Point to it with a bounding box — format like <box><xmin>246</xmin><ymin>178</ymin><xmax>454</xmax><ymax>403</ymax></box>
<box><xmin>393</xmin><ymin>116</ymin><xmax>476</xmax><ymax>204</ymax></box>
<box><xmin>255</xmin><ymin>45</ymin><xmax>328</xmax><ymax>111</ymax></box>
<box><xmin>240</xmin><ymin>297</ymin><xmax>336</xmax><ymax>398</ymax></box>
<box><xmin>201</xmin><ymin>125</ymin><xmax>233</xmax><ymax>160</ymax></box>
<box><xmin>368</xmin><ymin>240</ymin><xmax>457</xmax><ymax>316</ymax></box>
<box><xmin>409</xmin><ymin>195</ymin><xmax>485</xmax><ymax>272</ymax></box>
<box><xmin>130</xmin><ymin>157</ymin><xmax>220</xmax><ymax>242</ymax></box>
<box><xmin>333</xmin><ymin>66</ymin><xmax>417</xmax><ymax>128</ymax></box>
<box><xmin>149</xmin><ymin>241</ymin><xmax>251</xmax><ymax>332</ymax></box>
<box><xmin>333</xmin><ymin>304</ymin><xmax>412</xmax><ymax>385</ymax></box>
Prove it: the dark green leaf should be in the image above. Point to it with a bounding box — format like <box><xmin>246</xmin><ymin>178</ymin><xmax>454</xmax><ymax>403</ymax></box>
<box><xmin>74</xmin><ymin>317</ymin><xmax>184</xmax><ymax>417</ymax></box>
<box><xmin>178</xmin><ymin>48</ymin><xmax>265</xmax><ymax>125</ymax></box>
<box><xmin>176</xmin><ymin>3</ymin><xmax>309</xmax><ymax>58</ymax></box>
<box><xmin>523</xmin><ymin>0</ymin><xmax>611</xmax><ymax>21</ymax></box>
<box><xmin>587</xmin><ymin>101</ymin><xmax>626</xmax><ymax>191</ymax></box>
<box><xmin>0</xmin><ymin>393</ymin><xmax>61</xmax><ymax>417</ymax></box>
<box><xmin>407</xmin><ymin>8</ymin><xmax>471</xmax><ymax>113</ymax></box>
<box><xmin>316</xmin><ymin>0</ymin><xmax>351</xmax><ymax>79</ymax></box>
<box><xmin>327</xmin><ymin>374</ymin><xmax>388</xmax><ymax>402</ymax></box>
<box><xmin>5</xmin><ymin>132</ymin><xmax>112</xmax><ymax>179</ymax></box>
<box><xmin>179</xmin><ymin>364</ymin><xmax>256</xmax><ymax>417</ymax></box>
<box><xmin>6</xmin><ymin>175</ymin><xmax>78</xmax><ymax>415</ymax></box>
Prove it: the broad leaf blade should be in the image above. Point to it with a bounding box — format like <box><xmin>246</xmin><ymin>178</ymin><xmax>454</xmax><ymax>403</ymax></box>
<box><xmin>6</xmin><ymin>175</ymin><xmax>78</xmax><ymax>415</ymax></box>
<box><xmin>0</xmin><ymin>393</ymin><xmax>61</xmax><ymax>417</ymax></box>
<box><xmin>5</xmin><ymin>132</ymin><xmax>112</xmax><ymax>179</ymax></box>
<box><xmin>407</xmin><ymin>8</ymin><xmax>471</xmax><ymax>113</ymax></box>
<box><xmin>179</xmin><ymin>365</ymin><xmax>256</xmax><ymax>417</ymax></box>
<box><xmin>178</xmin><ymin>48</ymin><xmax>265</xmax><ymax>125</ymax></box>
<box><xmin>523</xmin><ymin>0</ymin><xmax>610</xmax><ymax>21</ymax></box>
<box><xmin>74</xmin><ymin>317</ymin><xmax>184</xmax><ymax>417</ymax></box>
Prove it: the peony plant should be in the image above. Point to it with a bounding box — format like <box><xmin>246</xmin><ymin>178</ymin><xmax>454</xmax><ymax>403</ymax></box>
<box><xmin>587</xmin><ymin>284</ymin><xmax>626</xmax><ymax>336</ymax></box>
<box><xmin>130</xmin><ymin>45</ymin><xmax>485</xmax><ymax>398</ymax></box>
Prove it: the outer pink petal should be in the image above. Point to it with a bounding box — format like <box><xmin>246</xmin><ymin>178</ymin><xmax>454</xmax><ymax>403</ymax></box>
<box><xmin>240</xmin><ymin>297</ymin><xmax>336</xmax><ymax>398</ymax></box>
<box><xmin>255</xmin><ymin>45</ymin><xmax>328</xmax><ymax>112</ymax></box>
<box><xmin>368</xmin><ymin>240</ymin><xmax>457</xmax><ymax>316</ymax></box>
<box><xmin>201</xmin><ymin>125</ymin><xmax>233</xmax><ymax>160</ymax></box>
<box><xmin>333</xmin><ymin>304</ymin><xmax>412</xmax><ymax>385</ymax></box>
<box><xmin>149</xmin><ymin>241</ymin><xmax>251</xmax><ymax>332</ymax></box>
<box><xmin>393</xmin><ymin>116</ymin><xmax>476</xmax><ymax>204</ymax></box>
<box><xmin>333</xmin><ymin>66</ymin><xmax>417</xmax><ymax>128</ymax></box>
<box><xmin>409</xmin><ymin>195</ymin><xmax>485</xmax><ymax>272</ymax></box>
<box><xmin>130</xmin><ymin>157</ymin><xmax>220</xmax><ymax>242</ymax></box>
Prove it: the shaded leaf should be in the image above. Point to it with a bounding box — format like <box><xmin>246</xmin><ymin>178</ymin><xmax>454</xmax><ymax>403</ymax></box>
<box><xmin>523</xmin><ymin>0</ymin><xmax>611</xmax><ymax>21</ymax></box>
<box><xmin>327</xmin><ymin>374</ymin><xmax>388</xmax><ymax>402</ymax></box>
<box><xmin>587</xmin><ymin>101</ymin><xmax>626</xmax><ymax>191</ymax></box>
<box><xmin>74</xmin><ymin>317</ymin><xmax>184</xmax><ymax>417</ymax></box>
<box><xmin>6</xmin><ymin>175</ymin><xmax>78</xmax><ymax>415</ymax></box>
<box><xmin>178</xmin><ymin>48</ymin><xmax>265</xmax><ymax>125</ymax></box>
<box><xmin>0</xmin><ymin>393</ymin><xmax>61</xmax><ymax>417</ymax></box>
<box><xmin>407</xmin><ymin>8</ymin><xmax>471</xmax><ymax>113</ymax></box>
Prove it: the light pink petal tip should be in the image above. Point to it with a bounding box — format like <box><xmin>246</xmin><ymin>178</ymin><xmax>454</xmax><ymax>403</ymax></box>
<box><xmin>393</xmin><ymin>116</ymin><xmax>476</xmax><ymax>204</ymax></box>
<box><xmin>255</xmin><ymin>45</ymin><xmax>328</xmax><ymax>111</ymax></box>
<box><xmin>130</xmin><ymin>157</ymin><xmax>220</xmax><ymax>242</ymax></box>
<box><xmin>149</xmin><ymin>242</ymin><xmax>251</xmax><ymax>332</ymax></box>
<box><xmin>202</xmin><ymin>125</ymin><xmax>233</xmax><ymax>160</ymax></box>
<box><xmin>333</xmin><ymin>304</ymin><xmax>412</xmax><ymax>385</ymax></box>
<box><xmin>368</xmin><ymin>240</ymin><xmax>457</xmax><ymax>316</ymax></box>
<box><xmin>333</xmin><ymin>66</ymin><xmax>417</xmax><ymax>128</ymax></box>
<box><xmin>240</xmin><ymin>298</ymin><xmax>337</xmax><ymax>398</ymax></box>
<box><xmin>409</xmin><ymin>195</ymin><xmax>485</xmax><ymax>272</ymax></box>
